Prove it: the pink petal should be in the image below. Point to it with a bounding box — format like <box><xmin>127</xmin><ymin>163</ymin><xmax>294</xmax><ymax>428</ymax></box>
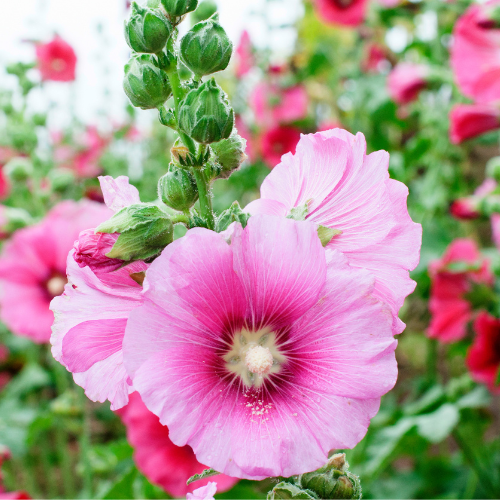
<box><xmin>98</xmin><ymin>175</ymin><xmax>141</xmax><ymax>212</ymax></box>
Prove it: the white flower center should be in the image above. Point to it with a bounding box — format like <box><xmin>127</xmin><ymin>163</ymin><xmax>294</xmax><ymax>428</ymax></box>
<box><xmin>223</xmin><ymin>327</ymin><xmax>286</xmax><ymax>388</ymax></box>
<box><xmin>245</xmin><ymin>345</ymin><xmax>274</xmax><ymax>376</ymax></box>
<box><xmin>47</xmin><ymin>276</ymin><xmax>66</xmax><ymax>297</ymax></box>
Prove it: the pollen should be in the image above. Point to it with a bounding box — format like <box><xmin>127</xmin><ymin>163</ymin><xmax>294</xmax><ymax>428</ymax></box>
<box><xmin>245</xmin><ymin>345</ymin><xmax>274</xmax><ymax>376</ymax></box>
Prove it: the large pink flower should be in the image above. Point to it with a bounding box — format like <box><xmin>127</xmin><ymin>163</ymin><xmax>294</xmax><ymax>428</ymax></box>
<box><xmin>451</xmin><ymin>1</ymin><xmax>500</xmax><ymax>104</ymax></box>
<box><xmin>0</xmin><ymin>200</ymin><xmax>111</xmax><ymax>343</ymax></box>
<box><xmin>428</xmin><ymin>239</ymin><xmax>494</xmax><ymax>343</ymax></box>
<box><xmin>312</xmin><ymin>0</ymin><xmax>369</xmax><ymax>27</ymax></box>
<box><xmin>387</xmin><ymin>63</ymin><xmax>429</xmax><ymax>104</ymax></box>
<box><xmin>123</xmin><ymin>215</ymin><xmax>397</xmax><ymax>479</ymax></box>
<box><xmin>35</xmin><ymin>36</ymin><xmax>77</xmax><ymax>82</ymax></box>
<box><xmin>251</xmin><ymin>83</ymin><xmax>308</xmax><ymax>128</ymax></box>
<box><xmin>51</xmin><ymin>176</ymin><xmax>144</xmax><ymax>409</ymax></box>
<box><xmin>117</xmin><ymin>393</ymin><xmax>238</xmax><ymax>496</ymax></box>
<box><xmin>246</xmin><ymin>129</ymin><xmax>422</xmax><ymax>334</ymax></box>
<box><xmin>449</xmin><ymin>104</ymin><xmax>500</xmax><ymax>144</ymax></box>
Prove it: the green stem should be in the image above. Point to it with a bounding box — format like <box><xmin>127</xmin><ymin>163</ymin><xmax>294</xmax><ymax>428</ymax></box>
<box><xmin>79</xmin><ymin>392</ymin><xmax>93</xmax><ymax>498</ymax></box>
<box><xmin>426</xmin><ymin>338</ymin><xmax>438</xmax><ymax>385</ymax></box>
<box><xmin>453</xmin><ymin>429</ymin><xmax>499</xmax><ymax>499</ymax></box>
<box><xmin>191</xmin><ymin>168</ymin><xmax>214</xmax><ymax>230</ymax></box>
<box><xmin>171</xmin><ymin>213</ymin><xmax>190</xmax><ymax>225</ymax></box>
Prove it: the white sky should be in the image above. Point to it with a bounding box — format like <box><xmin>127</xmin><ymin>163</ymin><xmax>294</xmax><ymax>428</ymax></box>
<box><xmin>0</xmin><ymin>0</ymin><xmax>302</xmax><ymax>127</ymax></box>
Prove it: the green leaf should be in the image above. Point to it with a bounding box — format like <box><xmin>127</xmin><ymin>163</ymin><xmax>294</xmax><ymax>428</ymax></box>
<box><xmin>415</xmin><ymin>403</ymin><xmax>460</xmax><ymax>443</ymax></box>
<box><xmin>100</xmin><ymin>465</ymin><xmax>137</xmax><ymax>499</ymax></box>
<box><xmin>455</xmin><ymin>386</ymin><xmax>491</xmax><ymax>409</ymax></box>
<box><xmin>2</xmin><ymin>363</ymin><xmax>51</xmax><ymax>398</ymax></box>
<box><xmin>317</xmin><ymin>225</ymin><xmax>342</xmax><ymax>247</ymax></box>
<box><xmin>186</xmin><ymin>467</ymin><xmax>220</xmax><ymax>485</ymax></box>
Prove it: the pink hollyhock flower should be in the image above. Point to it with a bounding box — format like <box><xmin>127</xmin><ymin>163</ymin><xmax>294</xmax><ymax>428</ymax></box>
<box><xmin>312</xmin><ymin>0</ymin><xmax>369</xmax><ymax>27</ymax></box>
<box><xmin>73</xmin><ymin>230</ymin><xmax>122</xmax><ymax>275</ymax></box>
<box><xmin>251</xmin><ymin>83</ymin><xmax>308</xmax><ymax>127</ymax></box>
<box><xmin>51</xmin><ymin>176</ymin><xmax>143</xmax><ymax>409</ymax></box>
<box><xmin>451</xmin><ymin>1</ymin><xmax>500</xmax><ymax>104</ymax></box>
<box><xmin>235</xmin><ymin>31</ymin><xmax>254</xmax><ymax>78</ymax></box>
<box><xmin>387</xmin><ymin>63</ymin><xmax>429</xmax><ymax>104</ymax></box>
<box><xmin>73</xmin><ymin>127</ymin><xmax>109</xmax><ymax>178</ymax></box>
<box><xmin>246</xmin><ymin>129</ymin><xmax>422</xmax><ymax>334</ymax></box>
<box><xmin>428</xmin><ymin>239</ymin><xmax>493</xmax><ymax>343</ymax></box>
<box><xmin>466</xmin><ymin>311</ymin><xmax>500</xmax><ymax>393</ymax></box>
<box><xmin>0</xmin><ymin>200</ymin><xmax>111</xmax><ymax>343</ymax></box>
<box><xmin>187</xmin><ymin>482</ymin><xmax>217</xmax><ymax>500</ymax></box>
<box><xmin>117</xmin><ymin>393</ymin><xmax>238</xmax><ymax>496</ymax></box>
<box><xmin>492</xmin><ymin>213</ymin><xmax>500</xmax><ymax>249</ymax></box>
<box><xmin>450</xmin><ymin>178</ymin><xmax>497</xmax><ymax>220</ymax></box>
<box><xmin>123</xmin><ymin>215</ymin><xmax>398</xmax><ymax>479</ymax></box>
<box><xmin>260</xmin><ymin>125</ymin><xmax>301</xmax><ymax>168</ymax></box>
<box><xmin>361</xmin><ymin>43</ymin><xmax>388</xmax><ymax>73</ymax></box>
<box><xmin>36</xmin><ymin>36</ymin><xmax>77</xmax><ymax>82</ymax></box>
<box><xmin>449</xmin><ymin>104</ymin><xmax>500</xmax><ymax>144</ymax></box>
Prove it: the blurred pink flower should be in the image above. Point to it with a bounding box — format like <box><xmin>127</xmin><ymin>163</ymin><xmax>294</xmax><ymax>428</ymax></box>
<box><xmin>116</xmin><ymin>393</ymin><xmax>238</xmax><ymax>496</ymax></box>
<box><xmin>451</xmin><ymin>1</ymin><xmax>500</xmax><ymax>104</ymax></box>
<box><xmin>123</xmin><ymin>215</ymin><xmax>397</xmax><ymax>479</ymax></box>
<box><xmin>361</xmin><ymin>43</ymin><xmax>388</xmax><ymax>73</ymax></box>
<box><xmin>492</xmin><ymin>213</ymin><xmax>500</xmax><ymax>249</ymax></box>
<box><xmin>246</xmin><ymin>129</ymin><xmax>422</xmax><ymax>335</ymax></box>
<box><xmin>312</xmin><ymin>0</ymin><xmax>369</xmax><ymax>27</ymax></box>
<box><xmin>449</xmin><ymin>104</ymin><xmax>500</xmax><ymax>144</ymax></box>
<box><xmin>235</xmin><ymin>30</ymin><xmax>254</xmax><ymax>78</ymax></box>
<box><xmin>0</xmin><ymin>200</ymin><xmax>111</xmax><ymax>343</ymax></box>
<box><xmin>51</xmin><ymin>176</ymin><xmax>143</xmax><ymax>409</ymax></box>
<box><xmin>251</xmin><ymin>83</ymin><xmax>308</xmax><ymax>127</ymax></box>
<box><xmin>451</xmin><ymin>178</ymin><xmax>497</xmax><ymax>220</ymax></box>
<box><xmin>260</xmin><ymin>125</ymin><xmax>301</xmax><ymax>168</ymax></box>
<box><xmin>467</xmin><ymin>311</ymin><xmax>500</xmax><ymax>393</ymax></box>
<box><xmin>428</xmin><ymin>239</ymin><xmax>493</xmax><ymax>343</ymax></box>
<box><xmin>377</xmin><ymin>0</ymin><xmax>401</xmax><ymax>7</ymax></box>
<box><xmin>387</xmin><ymin>63</ymin><xmax>429</xmax><ymax>104</ymax></box>
<box><xmin>36</xmin><ymin>36</ymin><xmax>76</xmax><ymax>82</ymax></box>
<box><xmin>187</xmin><ymin>482</ymin><xmax>217</xmax><ymax>500</ymax></box>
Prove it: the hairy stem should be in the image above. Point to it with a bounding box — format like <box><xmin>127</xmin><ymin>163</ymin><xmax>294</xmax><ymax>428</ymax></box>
<box><xmin>191</xmin><ymin>167</ymin><xmax>214</xmax><ymax>230</ymax></box>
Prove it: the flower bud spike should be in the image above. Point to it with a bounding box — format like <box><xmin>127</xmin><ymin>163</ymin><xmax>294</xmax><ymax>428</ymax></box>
<box><xmin>161</xmin><ymin>0</ymin><xmax>198</xmax><ymax>18</ymax></box>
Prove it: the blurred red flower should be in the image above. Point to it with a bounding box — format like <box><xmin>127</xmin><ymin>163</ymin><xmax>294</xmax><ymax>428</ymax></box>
<box><xmin>387</xmin><ymin>63</ymin><xmax>429</xmax><ymax>104</ymax></box>
<box><xmin>467</xmin><ymin>311</ymin><xmax>500</xmax><ymax>393</ymax></box>
<box><xmin>116</xmin><ymin>393</ymin><xmax>238</xmax><ymax>497</ymax></box>
<box><xmin>260</xmin><ymin>125</ymin><xmax>301</xmax><ymax>168</ymax></box>
<box><xmin>312</xmin><ymin>0</ymin><xmax>369</xmax><ymax>27</ymax></box>
<box><xmin>36</xmin><ymin>36</ymin><xmax>77</xmax><ymax>82</ymax></box>
<box><xmin>449</xmin><ymin>104</ymin><xmax>500</xmax><ymax>144</ymax></box>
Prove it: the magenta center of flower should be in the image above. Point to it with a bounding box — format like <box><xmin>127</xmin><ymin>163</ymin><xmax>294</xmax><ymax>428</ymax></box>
<box><xmin>223</xmin><ymin>327</ymin><xmax>286</xmax><ymax>388</ymax></box>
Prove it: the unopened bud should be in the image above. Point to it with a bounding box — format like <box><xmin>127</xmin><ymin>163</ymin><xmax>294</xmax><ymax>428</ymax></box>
<box><xmin>96</xmin><ymin>203</ymin><xmax>174</xmax><ymax>261</ymax></box>
<box><xmin>170</xmin><ymin>140</ymin><xmax>192</xmax><ymax>164</ymax></box>
<box><xmin>158</xmin><ymin>164</ymin><xmax>198</xmax><ymax>211</ymax></box>
<box><xmin>267</xmin><ymin>482</ymin><xmax>316</xmax><ymax>500</ymax></box>
<box><xmin>4</xmin><ymin>157</ymin><xmax>33</xmax><ymax>182</ymax></box>
<box><xmin>180</xmin><ymin>18</ymin><xmax>232</xmax><ymax>77</ymax></box>
<box><xmin>216</xmin><ymin>201</ymin><xmax>250</xmax><ymax>232</ymax></box>
<box><xmin>125</xmin><ymin>2</ymin><xmax>172</xmax><ymax>54</ymax></box>
<box><xmin>124</xmin><ymin>54</ymin><xmax>172</xmax><ymax>110</ymax></box>
<box><xmin>48</xmin><ymin>168</ymin><xmax>76</xmax><ymax>192</ymax></box>
<box><xmin>191</xmin><ymin>0</ymin><xmax>217</xmax><ymax>24</ymax></box>
<box><xmin>179</xmin><ymin>78</ymin><xmax>234</xmax><ymax>144</ymax></box>
<box><xmin>161</xmin><ymin>0</ymin><xmax>198</xmax><ymax>18</ymax></box>
<box><xmin>211</xmin><ymin>132</ymin><xmax>247</xmax><ymax>179</ymax></box>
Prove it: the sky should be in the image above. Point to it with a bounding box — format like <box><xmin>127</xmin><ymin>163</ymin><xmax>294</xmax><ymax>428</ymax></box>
<box><xmin>0</xmin><ymin>0</ymin><xmax>302</xmax><ymax>127</ymax></box>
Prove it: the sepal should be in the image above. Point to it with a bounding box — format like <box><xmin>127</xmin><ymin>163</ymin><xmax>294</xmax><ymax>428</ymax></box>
<box><xmin>216</xmin><ymin>201</ymin><xmax>250</xmax><ymax>232</ymax></box>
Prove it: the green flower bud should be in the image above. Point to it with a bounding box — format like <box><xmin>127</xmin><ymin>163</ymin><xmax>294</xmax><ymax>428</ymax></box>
<box><xmin>4</xmin><ymin>157</ymin><xmax>33</xmax><ymax>182</ymax></box>
<box><xmin>216</xmin><ymin>201</ymin><xmax>250</xmax><ymax>232</ymax></box>
<box><xmin>161</xmin><ymin>0</ymin><xmax>198</xmax><ymax>17</ymax></box>
<box><xmin>96</xmin><ymin>203</ymin><xmax>174</xmax><ymax>262</ymax></box>
<box><xmin>125</xmin><ymin>2</ymin><xmax>172</xmax><ymax>54</ymax></box>
<box><xmin>191</xmin><ymin>0</ymin><xmax>217</xmax><ymax>24</ymax></box>
<box><xmin>298</xmin><ymin>454</ymin><xmax>362</xmax><ymax>500</ymax></box>
<box><xmin>158</xmin><ymin>164</ymin><xmax>198</xmax><ymax>211</ymax></box>
<box><xmin>123</xmin><ymin>54</ymin><xmax>172</xmax><ymax>110</ymax></box>
<box><xmin>178</xmin><ymin>78</ymin><xmax>234</xmax><ymax>144</ymax></box>
<box><xmin>9</xmin><ymin>124</ymin><xmax>37</xmax><ymax>153</ymax></box>
<box><xmin>48</xmin><ymin>168</ymin><xmax>76</xmax><ymax>192</ymax></box>
<box><xmin>180</xmin><ymin>18</ymin><xmax>232</xmax><ymax>77</ymax></box>
<box><xmin>211</xmin><ymin>132</ymin><xmax>247</xmax><ymax>179</ymax></box>
<box><xmin>267</xmin><ymin>482</ymin><xmax>317</xmax><ymax>500</ymax></box>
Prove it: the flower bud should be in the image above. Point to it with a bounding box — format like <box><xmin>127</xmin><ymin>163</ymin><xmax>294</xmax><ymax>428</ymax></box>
<box><xmin>180</xmin><ymin>18</ymin><xmax>232</xmax><ymax>77</ymax></box>
<box><xmin>0</xmin><ymin>206</ymin><xmax>32</xmax><ymax>237</ymax></box>
<box><xmin>216</xmin><ymin>201</ymin><xmax>250</xmax><ymax>232</ymax></box>
<box><xmin>191</xmin><ymin>0</ymin><xmax>217</xmax><ymax>24</ymax></box>
<box><xmin>96</xmin><ymin>203</ymin><xmax>174</xmax><ymax>262</ymax></box>
<box><xmin>4</xmin><ymin>157</ymin><xmax>33</xmax><ymax>182</ymax></box>
<box><xmin>158</xmin><ymin>164</ymin><xmax>198</xmax><ymax>211</ymax></box>
<box><xmin>267</xmin><ymin>482</ymin><xmax>316</xmax><ymax>500</ymax></box>
<box><xmin>125</xmin><ymin>2</ymin><xmax>172</xmax><ymax>54</ymax></box>
<box><xmin>74</xmin><ymin>229</ymin><xmax>123</xmax><ymax>274</ymax></box>
<box><xmin>161</xmin><ymin>0</ymin><xmax>198</xmax><ymax>17</ymax></box>
<box><xmin>297</xmin><ymin>454</ymin><xmax>361</xmax><ymax>500</ymax></box>
<box><xmin>211</xmin><ymin>132</ymin><xmax>247</xmax><ymax>179</ymax></box>
<box><xmin>178</xmin><ymin>78</ymin><xmax>234</xmax><ymax>144</ymax></box>
<box><xmin>123</xmin><ymin>54</ymin><xmax>172</xmax><ymax>110</ymax></box>
<box><xmin>48</xmin><ymin>168</ymin><xmax>76</xmax><ymax>192</ymax></box>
